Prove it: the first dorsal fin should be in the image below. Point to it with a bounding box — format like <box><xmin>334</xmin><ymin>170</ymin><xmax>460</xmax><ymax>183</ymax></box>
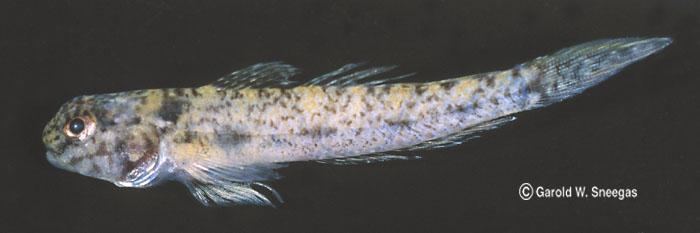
<box><xmin>208</xmin><ymin>62</ymin><xmax>300</xmax><ymax>91</ymax></box>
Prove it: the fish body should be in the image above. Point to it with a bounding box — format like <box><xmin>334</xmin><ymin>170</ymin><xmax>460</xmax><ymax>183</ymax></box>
<box><xmin>42</xmin><ymin>38</ymin><xmax>671</xmax><ymax>206</ymax></box>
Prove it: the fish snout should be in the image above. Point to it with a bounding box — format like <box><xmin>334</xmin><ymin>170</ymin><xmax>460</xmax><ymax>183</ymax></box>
<box><xmin>42</xmin><ymin>125</ymin><xmax>64</xmax><ymax>156</ymax></box>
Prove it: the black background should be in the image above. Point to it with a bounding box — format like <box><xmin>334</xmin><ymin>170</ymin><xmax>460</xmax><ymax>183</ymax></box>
<box><xmin>2</xmin><ymin>0</ymin><xmax>699</xmax><ymax>232</ymax></box>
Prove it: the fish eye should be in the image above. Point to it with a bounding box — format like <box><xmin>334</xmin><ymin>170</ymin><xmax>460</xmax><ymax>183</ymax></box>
<box><xmin>69</xmin><ymin>118</ymin><xmax>84</xmax><ymax>135</ymax></box>
<box><xmin>64</xmin><ymin>116</ymin><xmax>95</xmax><ymax>140</ymax></box>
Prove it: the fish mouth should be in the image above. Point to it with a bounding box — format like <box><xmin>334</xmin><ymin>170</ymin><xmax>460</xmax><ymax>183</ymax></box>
<box><xmin>46</xmin><ymin>151</ymin><xmax>71</xmax><ymax>171</ymax></box>
<box><xmin>46</xmin><ymin>150</ymin><xmax>119</xmax><ymax>183</ymax></box>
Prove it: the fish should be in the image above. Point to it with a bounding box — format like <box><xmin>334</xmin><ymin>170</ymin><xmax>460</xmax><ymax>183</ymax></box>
<box><xmin>42</xmin><ymin>37</ymin><xmax>671</xmax><ymax>207</ymax></box>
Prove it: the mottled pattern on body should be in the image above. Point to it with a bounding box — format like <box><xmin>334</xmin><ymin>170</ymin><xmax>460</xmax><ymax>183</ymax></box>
<box><xmin>42</xmin><ymin>37</ymin><xmax>671</xmax><ymax>206</ymax></box>
<box><xmin>163</xmin><ymin>70</ymin><xmax>537</xmax><ymax>168</ymax></box>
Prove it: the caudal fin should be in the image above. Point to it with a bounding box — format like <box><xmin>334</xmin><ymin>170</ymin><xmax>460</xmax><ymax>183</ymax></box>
<box><xmin>524</xmin><ymin>37</ymin><xmax>672</xmax><ymax>107</ymax></box>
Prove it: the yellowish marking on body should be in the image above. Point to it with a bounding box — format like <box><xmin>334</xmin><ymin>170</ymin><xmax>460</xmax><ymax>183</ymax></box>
<box><xmin>196</xmin><ymin>85</ymin><xmax>218</xmax><ymax>96</ymax></box>
<box><xmin>171</xmin><ymin>138</ymin><xmax>226</xmax><ymax>165</ymax></box>
<box><xmin>387</xmin><ymin>85</ymin><xmax>411</xmax><ymax>110</ymax></box>
<box><xmin>296</xmin><ymin>86</ymin><xmax>326</xmax><ymax>112</ymax></box>
<box><xmin>136</xmin><ymin>91</ymin><xmax>164</xmax><ymax>115</ymax></box>
<box><xmin>347</xmin><ymin>86</ymin><xmax>367</xmax><ymax>96</ymax></box>
<box><xmin>426</xmin><ymin>82</ymin><xmax>443</xmax><ymax>96</ymax></box>
<box><xmin>240</xmin><ymin>89</ymin><xmax>259</xmax><ymax>100</ymax></box>
<box><xmin>453</xmin><ymin>77</ymin><xmax>480</xmax><ymax>99</ymax></box>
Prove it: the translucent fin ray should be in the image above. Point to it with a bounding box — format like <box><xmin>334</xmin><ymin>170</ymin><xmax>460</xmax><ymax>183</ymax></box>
<box><xmin>305</xmin><ymin>63</ymin><xmax>413</xmax><ymax>87</ymax></box>
<box><xmin>181</xmin><ymin>160</ymin><xmax>286</xmax><ymax>207</ymax></box>
<box><xmin>208</xmin><ymin>62</ymin><xmax>300</xmax><ymax>90</ymax></box>
<box><xmin>525</xmin><ymin>37</ymin><xmax>672</xmax><ymax>107</ymax></box>
<box><xmin>401</xmin><ymin>116</ymin><xmax>517</xmax><ymax>151</ymax></box>
<box><xmin>206</xmin><ymin>62</ymin><xmax>412</xmax><ymax>90</ymax></box>
<box><xmin>316</xmin><ymin>153</ymin><xmax>421</xmax><ymax>166</ymax></box>
<box><xmin>185</xmin><ymin>180</ymin><xmax>283</xmax><ymax>207</ymax></box>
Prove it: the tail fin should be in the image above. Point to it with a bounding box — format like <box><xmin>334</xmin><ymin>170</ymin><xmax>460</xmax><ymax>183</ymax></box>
<box><xmin>523</xmin><ymin>37</ymin><xmax>672</xmax><ymax>107</ymax></box>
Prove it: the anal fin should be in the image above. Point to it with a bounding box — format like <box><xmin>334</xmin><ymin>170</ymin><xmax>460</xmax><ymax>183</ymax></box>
<box><xmin>402</xmin><ymin>116</ymin><xmax>517</xmax><ymax>151</ymax></box>
<box><xmin>316</xmin><ymin>153</ymin><xmax>421</xmax><ymax>166</ymax></box>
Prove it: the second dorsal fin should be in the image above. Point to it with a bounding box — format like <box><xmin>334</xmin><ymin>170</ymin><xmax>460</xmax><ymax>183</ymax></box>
<box><xmin>208</xmin><ymin>62</ymin><xmax>413</xmax><ymax>91</ymax></box>
<box><xmin>305</xmin><ymin>63</ymin><xmax>413</xmax><ymax>87</ymax></box>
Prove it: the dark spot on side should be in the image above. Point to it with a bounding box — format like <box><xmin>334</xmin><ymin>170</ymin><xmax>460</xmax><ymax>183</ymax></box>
<box><xmin>511</xmin><ymin>66</ymin><xmax>522</xmax><ymax>77</ymax></box>
<box><xmin>415</xmin><ymin>85</ymin><xmax>427</xmax><ymax>96</ymax></box>
<box><xmin>486</xmin><ymin>76</ymin><xmax>495</xmax><ymax>87</ymax></box>
<box><xmin>92</xmin><ymin>107</ymin><xmax>116</xmax><ymax>126</ymax></box>
<box><xmin>456</xmin><ymin>105</ymin><xmax>468</xmax><ymax>112</ymax></box>
<box><xmin>324</xmin><ymin>105</ymin><xmax>337</xmax><ymax>114</ymax></box>
<box><xmin>525</xmin><ymin>74</ymin><xmax>540</xmax><ymax>94</ymax></box>
<box><xmin>406</xmin><ymin>101</ymin><xmax>416</xmax><ymax>109</ymax></box>
<box><xmin>175</xmin><ymin>131</ymin><xmax>195</xmax><ymax>144</ymax></box>
<box><xmin>91</xmin><ymin>164</ymin><xmax>102</xmax><ymax>174</ymax></box>
<box><xmin>291</xmin><ymin>106</ymin><xmax>303</xmax><ymax>113</ymax></box>
<box><xmin>327</xmin><ymin>127</ymin><xmax>338</xmax><ymax>134</ymax></box>
<box><xmin>69</xmin><ymin>156</ymin><xmax>85</xmax><ymax>166</ymax></box>
<box><xmin>216</xmin><ymin>128</ymin><xmax>251</xmax><ymax>148</ymax></box>
<box><xmin>440</xmin><ymin>81</ymin><xmax>456</xmax><ymax>90</ymax></box>
<box><xmin>127</xmin><ymin>117</ymin><xmax>142</xmax><ymax>126</ymax></box>
<box><xmin>96</xmin><ymin>142</ymin><xmax>109</xmax><ymax>155</ymax></box>
<box><xmin>55</xmin><ymin>141</ymin><xmax>68</xmax><ymax>155</ymax></box>
<box><xmin>382</xmin><ymin>85</ymin><xmax>392</xmax><ymax>94</ymax></box>
<box><xmin>363</xmin><ymin>98</ymin><xmax>374</xmax><ymax>112</ymax></box>
<box><xmin>191</xmin><ymin>88</ymin><xmax>201</xmax><ymax>97</ymax></box>
<box><xmin>282</xmin><ymin>90</ymin><xmax>292</xmax><ymax>100</ymax></box>
<box><xmin>426</xmin><ymin>94</ymin><xmax>438</xmax><ymax>102</ymax></box>
<box><xmin>367</xmin><ymin>86</ymin><xmax>376</xmax><ymax>96</ymax></box>
<box><xmin>174</xmin><ymin>88</ymin><xmax>185</xmax><ymax>97</ymax></box>
<box><xmin>158</xmin><ymin>97</ymin><xmax>188</xmax><ymax>123</ymax></box>
<box><xmin>385</xmin><ymin>119</ymin><xmax>412</xmax><ymax>128</ymax></box>
<box><xmin>490</xmin><ymin>97</ymin><xmax>499</xmax><ymax>105</ymax></box>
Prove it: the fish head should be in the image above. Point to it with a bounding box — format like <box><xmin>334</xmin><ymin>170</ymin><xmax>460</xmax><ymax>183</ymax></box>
<box><xmin>42</xmin><ymin>93</ymin><xmax>165</xmax><ymax>188</ymax></box>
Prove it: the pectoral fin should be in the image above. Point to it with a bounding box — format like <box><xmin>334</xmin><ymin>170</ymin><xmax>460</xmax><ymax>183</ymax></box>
<box><xmin>180</xmin><ymin>161</ymin><xmax>286</xmax><ymax>207</ymax></box>
<box><xmin>184</xmin><ymin>180</ymin><xmax>283</xmax><ymax>207</ymax></box>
